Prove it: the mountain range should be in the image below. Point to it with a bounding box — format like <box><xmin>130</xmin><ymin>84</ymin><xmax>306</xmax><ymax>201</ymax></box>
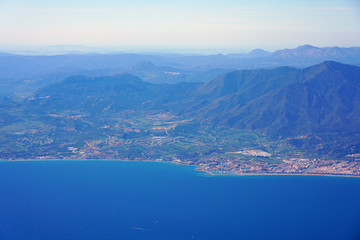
<box><xmin>31</xmin><ymin>61</ymin><xmax>360</xmax><ymax>138</ymax></box>
<box><xmin>184</xmin><ymin>61</ymin><xmax>360</xmax><ymax>137</ymax></box>
<box><xmin>1</xmin><ymin>45</ymin><xmax>360</xmax><ymax>96</ymax></box>
<box><xmin>1</xmin><ymin>54</ymin><xmax>360</xmax><ymax>161</ymax></box>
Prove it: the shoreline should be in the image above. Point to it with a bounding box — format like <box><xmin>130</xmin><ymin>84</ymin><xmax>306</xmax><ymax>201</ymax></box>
<box><xmin>1</xmin><ymin>158</ymin><xmax>360</xmax><ymax>178</ymax></box>
<box><xmin>196</xmin><ymin>169</ymin><xmax>360</xmax><ymax>178</ymax></box>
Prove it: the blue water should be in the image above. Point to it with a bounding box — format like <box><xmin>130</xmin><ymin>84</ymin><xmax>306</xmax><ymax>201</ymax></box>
<box><xmin>0</xmin><ymin>161</ymin><xmax>360</xmax><ymax>240</ymax></box>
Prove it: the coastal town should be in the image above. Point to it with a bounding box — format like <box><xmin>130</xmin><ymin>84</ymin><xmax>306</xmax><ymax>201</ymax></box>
<box><xmin>194</xmin><ymin>157</ymin><xmax>360</xmax><ymax>177</ymax></box>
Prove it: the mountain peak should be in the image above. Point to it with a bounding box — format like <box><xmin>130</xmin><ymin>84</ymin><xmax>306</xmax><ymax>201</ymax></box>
<box><xmin>322</xmin><ymin>60</ymin><xmax>343</xmax><ymax>67</ymax></box>
<box><xmin>272</xmin><ymin>45</ymin><xmax>343</xmax><ymax>59</ymax></box>
<box><xmin>301</xmin><ymin>61</ymin><xmax>352</xmax><ymax>77</ymax></box>
<box><xmin>131</xmin><ymin>61</ymin><xmax>155</xmax><ymax>71</ymax></box>
<box><xmin>313</xmin><ymin>60</ymin><xmax>355</xmax><ymax>70</ymax></box>
<box><xmin>248</xmin><ymin>49</ymin><xmax>271</xmax><ymax>57</ymax></box>
<box><xmin>296</xmin><ymin>44</ymin><xmax>319</xmax><ymax>50</ymax></box>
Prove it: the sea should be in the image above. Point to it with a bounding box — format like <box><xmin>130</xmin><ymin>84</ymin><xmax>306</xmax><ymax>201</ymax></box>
<box><xmin>0</xmin><ymin>160</ymin><xmax>359</xmax><ymax>240</ymax></box>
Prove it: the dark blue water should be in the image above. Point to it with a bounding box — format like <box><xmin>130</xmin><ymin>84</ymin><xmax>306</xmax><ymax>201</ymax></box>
<box><xmin>0</xmin><ymin>161</ymin><xmax>360</xmax><ymax>240</ymax></box>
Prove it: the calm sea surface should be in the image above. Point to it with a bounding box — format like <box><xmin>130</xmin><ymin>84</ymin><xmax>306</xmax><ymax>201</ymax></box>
<box><xmin>0</xmin><ymin>161</ymin><xmax>359</xmax><ymax>240</ymax></box>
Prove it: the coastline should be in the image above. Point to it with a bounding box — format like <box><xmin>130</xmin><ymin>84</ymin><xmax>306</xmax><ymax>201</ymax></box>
<box><xmin>196</xmin><ymin>169</ymin><xmax>360</xmax><ymax>178</ymax></box>
<box><xmin>1</xmin><ymin>158</ymin><xmax>360</xmax><ymax>178</ymax></box>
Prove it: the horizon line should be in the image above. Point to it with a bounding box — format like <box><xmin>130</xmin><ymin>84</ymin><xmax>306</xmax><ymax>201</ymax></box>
<box><xmin>0</xmin><ymin>44</ymin><xmax>360</xmax><ymax>56</ymax></box>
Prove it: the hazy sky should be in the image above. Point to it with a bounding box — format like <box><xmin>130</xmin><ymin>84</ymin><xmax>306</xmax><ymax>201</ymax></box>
<box><xmin>0</xmin><ymin>0</ymin><xmax>359</xmax><ymax>52</ymax></box>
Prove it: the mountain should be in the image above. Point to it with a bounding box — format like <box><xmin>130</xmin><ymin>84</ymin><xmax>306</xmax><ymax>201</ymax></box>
<box><xmin>272</xmin><ymin>45</ymin><xmax>319</xmax><ymax>58</ymax></box>
<box><xmin>272</xmin><ymin>45</ymin><xmax>360</xmax><ymax>61</ymax></box>
<box><xmin>186</xmin><ymin>61</ymin><xmax>360</xmax><ymax>138</ymax></box>
<box><xmin>238</xmin><ymin>61</ymin><xmax>360</xmax><ymax>136</ymax></box>
<box><xmin>191</xmin><ymin>66</ymin><xmax>297</xmax><ymax>100</ymax></box>
<box><xmin>248</xmin><ymin>49</ymin><xmax>271</xmax><ymax>58</ymax></box>
<box><xmin>32</xmin><ymin>73</ymin><xmax>200</xmax><ymax>114</ymax></box>
<box><xmin>130</xmin><ymin>61</ymin><xmax>157</xmax><ymax>72</ymax></box>
<box><xmin>32</xmin><ymin>74</ymin><xmax>151</xmax><ymax>113</ymax></box>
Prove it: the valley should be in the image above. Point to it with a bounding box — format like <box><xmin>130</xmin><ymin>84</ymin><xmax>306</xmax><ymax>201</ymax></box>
<box><xmin>1</xmin><ymin>109</ymin><xmax>360</xmax><ymax>176</ymax></box>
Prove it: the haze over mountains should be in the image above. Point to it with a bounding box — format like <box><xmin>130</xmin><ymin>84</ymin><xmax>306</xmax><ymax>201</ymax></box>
<box><xmin>1</xmin><ymin>45</ymin><xmax>360</xmax><ymax>96</ymax></box>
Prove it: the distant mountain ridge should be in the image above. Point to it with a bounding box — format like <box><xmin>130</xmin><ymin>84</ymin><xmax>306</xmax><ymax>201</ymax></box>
<box><xmin>248</xmin><ymin>49</ymin><xmax>271</xmax><ymax>57</ymax></box>
<box><xmin>1</xmin><ymin>45</ymin><xmax>360</xmax><ymax>96</ymax></box>
<box><xmin>272</xmin><ymin>45</ymin><xmax>360</xmax><ymax>59</ymax></box>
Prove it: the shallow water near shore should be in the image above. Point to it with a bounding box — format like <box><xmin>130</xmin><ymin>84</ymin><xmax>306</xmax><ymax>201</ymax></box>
<box><xmin>0</xmin><ymin>160</ymin><xmax>360</xmax><ymax>240</ymax></box>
